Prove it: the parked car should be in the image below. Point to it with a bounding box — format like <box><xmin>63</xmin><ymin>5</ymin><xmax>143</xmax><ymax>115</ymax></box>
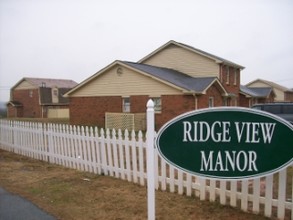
<box><xmin>251</xmin><ymin>103</ymin><xmax>293</xmax><ymax>124</ymax></box>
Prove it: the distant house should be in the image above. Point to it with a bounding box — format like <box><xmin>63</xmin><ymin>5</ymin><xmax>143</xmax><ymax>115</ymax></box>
<box><xmin>239</xmin><ymin>85</ymin><xmax>275</xmax><ymax>107</ymax></box>
<box><xmin>245</xmin><ymin>79</ymin><xmax>293</xmax><ymax>102</ymax></box>
<box><xmin>65</xmin><ymin>40</ymin><xmax>245</xmax><ymax>129</ymax></box>
<box><xmin>7</xmin><ymin>77</ymin><xmax>78</xmax><ymax>118</ymax></box>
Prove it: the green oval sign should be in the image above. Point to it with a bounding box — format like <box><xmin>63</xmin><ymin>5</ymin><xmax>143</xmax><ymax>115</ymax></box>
<box><xmin>156</xmin><ymin>107</ymin><xmax>293</xmax><ymax>179</ymax></box>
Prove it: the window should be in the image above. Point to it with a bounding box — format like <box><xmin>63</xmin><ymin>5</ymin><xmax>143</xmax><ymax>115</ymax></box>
<box><xmin>234</xmin><ymin>68</ymin><xmax>237</xmax><ymax>85</ymax></box>
<box><xmin>208</xmin><ymin>97</ymin><xmax>214</xmax><ymax>108</ymax></box>
<box><xmin>53</xmin><ymin>88</ymin><xmax>58</xmax><ymax>96</ymax></box>
<box><xmin>223</xmin><ymin>98</ymin><xmax>228</xmax><ymax>106</ymax></box>
<box><xmin>52</xmin><ymin>88</ymin><xmax>59</xmax><ymax>103</ymax></box>
<box><xmin>122</xmin><ymin>97</ymin><xmax>130</xmax><ymax>112</ymax></box>
<box><xmin>152</xmin><ymin>97</ymin><xmax>162</xmax><ymax>113</ymax></box>
<box><xmin>29</xmin><ymin>90</ymin><xmax>33</xmax><ymax>98</ymax></box>
<box><xmin>226</xmin><ymin>66</ymin><xmax>230</xmax><ymax>85</ymax></box>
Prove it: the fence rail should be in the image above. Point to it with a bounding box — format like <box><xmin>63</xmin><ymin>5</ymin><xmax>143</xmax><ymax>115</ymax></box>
<box><xmin>0</xmin><ymin>119</ymin><xmax>292</xmax><ymax>220</ymax></box>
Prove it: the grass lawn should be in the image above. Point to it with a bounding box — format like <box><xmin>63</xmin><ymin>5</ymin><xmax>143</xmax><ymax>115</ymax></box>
<box><xmin>0</xmin><ymin>149</ymin><xmax>275</xmax><ymax>220</ymax></box>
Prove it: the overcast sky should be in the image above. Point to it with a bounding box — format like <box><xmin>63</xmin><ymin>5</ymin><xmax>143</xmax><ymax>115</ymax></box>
<box><xmin>0</xmin><ymin>0</ymin><xmax>292</xmax><ymax>102</ymax></box>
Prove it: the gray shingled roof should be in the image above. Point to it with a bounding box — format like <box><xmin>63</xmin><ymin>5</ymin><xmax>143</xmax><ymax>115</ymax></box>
<box><xmin>123</xmin><ymin>61</ymin><xmax>217</xmax><ymax>93</ymax></box>
<box><xmin>240</xmin><ymin>85</ymin><xmax>273</xmax><ymax>97</ymax></box>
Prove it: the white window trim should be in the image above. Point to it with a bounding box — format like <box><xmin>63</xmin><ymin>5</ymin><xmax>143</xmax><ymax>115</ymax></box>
<box><xmin>122</xmin><ymin>97</ymin><xmax>130</xmax><ymax>113</ymax></box>
<box><xmin>226</xmin><ymin>66</ymin><xmax>230</xmax><ymax>85</ymax></box>
<box><xmin>208</xmin><ymin>97</ymin><xmax>214</xmax><ymax>108</ymax></box>
<box><xmin>151</xmin><ymin>97</ymin><xmax>162</xmax><ymax>113</ymax></box>
<box><xmin>234</xmin><ymin>68</ymin><xmax>237</xmax><ymax>85</ymax></box>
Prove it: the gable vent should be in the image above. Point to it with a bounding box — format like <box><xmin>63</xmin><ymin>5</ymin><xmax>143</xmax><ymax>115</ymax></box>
<box><xmin>116</xmin><ymin>67</ymin><xmax>123</xmax><ymax>76</ymax></box>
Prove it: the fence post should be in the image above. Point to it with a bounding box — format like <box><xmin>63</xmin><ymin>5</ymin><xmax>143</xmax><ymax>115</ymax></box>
<box><xmin>146</xmin><ymin>99</ymin><xmax>155</xmax><ymax>220</ymax></box>
<box><xmin>47</xmin><ymin>123</ymin><xmax>54</xmax><ymax>163</ymax></box>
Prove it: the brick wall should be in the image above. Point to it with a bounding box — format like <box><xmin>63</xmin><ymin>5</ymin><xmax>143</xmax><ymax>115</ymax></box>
<box><xmin>130</xmin><ymin>95</ymin><xmax>149</xmax><ymax>113</ymax></box>
<box><xmin>285</xmin><ymin>91</ymin><xmax>293</xmax><ymax>102</ymax></box>
<box><xmin>154</xmin><ymin>94</ymin><xmax>195</xmax><ymax>129</ymax></box>
<box><xmin>220</xmin><ymin>65</ymin><xmax>240</xmax><ymax>105</ymax></box>
<box><xmin>11</xmin><ymin>89</ymin><xmax>41</xmax><ymax>118</ymax></box>
<box><xmin>239</xmin><ymin>93</ymin><xmax>251</xmax><ymax>107</ymax></box>
<box><xmin>7</xmin><ymin>105</ymin><xmax>23</xmax><ymax>117</ymax></box>
<box><xmin>69</xmin><ymin>96</ymin><xmax>122</xmax><ymax>126</ymax></box>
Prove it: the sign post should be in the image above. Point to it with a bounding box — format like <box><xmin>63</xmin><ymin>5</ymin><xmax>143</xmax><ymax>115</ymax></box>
<box><xmin>146</xmin><ymin>99</ymin><xmax>155</xmax><ymax>220</ymax></box>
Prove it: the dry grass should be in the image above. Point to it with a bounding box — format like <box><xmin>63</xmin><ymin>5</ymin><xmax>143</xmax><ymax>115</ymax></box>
<box><xmin>0</xmin><ymin>149</ymin><xmax>274</xmax><ymax>220</ymax></box>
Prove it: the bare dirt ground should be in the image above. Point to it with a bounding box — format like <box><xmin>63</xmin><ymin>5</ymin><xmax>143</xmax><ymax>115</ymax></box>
<box><xmin>0</xmin><ymin>149</ymin><xmax>274</xmax><ymax>220</ymax></box>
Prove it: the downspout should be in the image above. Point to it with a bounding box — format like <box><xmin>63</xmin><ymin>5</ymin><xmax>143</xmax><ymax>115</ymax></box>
<box><xmin>193</xmin><ymin>94</ymin><xmax>198</xmax><ymax>110</ymax></box>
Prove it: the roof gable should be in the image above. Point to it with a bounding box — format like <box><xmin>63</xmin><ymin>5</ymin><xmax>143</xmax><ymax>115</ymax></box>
<box><xmin>12</xmin><ymin>77</ymin><xmax>78</xmax><ymax>90</ymax></box>
<box><xmin>246</xmin><ymin>78</ymin><xmax>290</xmax><ymax>92</ymax></box>
<box><xmin>139</xmin><ymin>40</ymin><xmax>245</xmax><ymax>69</ymax></box>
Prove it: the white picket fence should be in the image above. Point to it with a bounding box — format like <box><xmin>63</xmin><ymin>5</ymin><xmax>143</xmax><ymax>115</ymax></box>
<box><xmin>0</xmin><ymin>119</ymin><xmax>292</xmax><ymax>220</ymax></box>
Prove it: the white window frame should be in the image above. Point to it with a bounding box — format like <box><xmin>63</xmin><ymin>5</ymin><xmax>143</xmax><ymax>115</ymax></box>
<box><xmin>226</xmin><ymin>66</ymin><xmax>230</xmax><ymax>85</ymax></box>
<box><xmin>152</xmin><ymin>97</ymin><xmax>162</xmax><ymax>113</ymax></box>
<box><xmin>208</xmin><ymin>97</ymin><xmax>214</xmax><ymax>108</ymax></box>
<box><xmin>122</xmin><ymin>97</ymin><xmax>130</xmax><ymax>113</ymax></box>
<box><xmin>234</xmin><ymin>68</ymin><xmax>237</xmax><ymax>85</ymax></box>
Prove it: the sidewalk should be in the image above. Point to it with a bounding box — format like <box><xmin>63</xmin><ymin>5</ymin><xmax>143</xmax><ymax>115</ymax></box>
<box><xmin>0</xmin><ymin>187</ymin><xmax>56</xmax><ymax>220</ymax></box>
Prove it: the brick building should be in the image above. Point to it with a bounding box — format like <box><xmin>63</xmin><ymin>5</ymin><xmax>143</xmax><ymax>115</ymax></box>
<box><xmin>239</xmin><ymin>85</ymin><xmax>276</xmax><ymax>107</ymax></box>
<box><xmin>7</xmin><ymin>77</ymin><xmax>77</xmax><ymax>118</ymax></box>
<box><xmin>65</xmin><ymin>40</ymin><xmax>246</xmax><ymax>130</ymax></box>
<box><xmin>245</xmin><ymin>78</ymin><xmax>293</xmax><ymax>102</ymax></box>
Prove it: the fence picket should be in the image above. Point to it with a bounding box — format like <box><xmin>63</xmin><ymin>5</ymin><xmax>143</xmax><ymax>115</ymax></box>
<box><xmin>112</xmin><ymin>129</ymin><xmax>120</xmax><ymax>178</ymax></box>
<box><xmin>0</xmin><ymin>119</ymin><xmax>292</xmax><ymax>220</ymax></box>
<box><xmin>277</xmin><ymin>169</ymin><xmax>286</xmax><ymax>219</ymax></box>
<box><xmin>241</xmin><ymin>180</ymin><xmax>248</xmax><ymax>211</ymax></box>
<box><xmin>131</xmin><ymin>130</ymin><xmax>138</xmax><ymax>183</ymax></box>
<box><xmin>209</xmin><ymin>179</ymin><xmax>216</xmax><ymax>202</ymax></box>
<box><xmin>186</xmin><ymin>173</ymin><xmax>192</xmax><ymax>196</ymax></box>
<box><xmin>160</xmin><ymin>157</ymin><xmax>167</xmax><ymax>191</ymax></box>
<box><xmin>169</xmin><ymin>164</ymin><xmax>175</xmax><ymax>193</ymax></box>
<box><xmin>154</xmin><ymin>147</ymin><xmax>159</xmax><ymax>190</ymax></box>
<box><xmin>252</xmin><ymin>178</ymin><xmax>260</xmax><ymax>213</ymax></box>
<box><xmin>137</xmin><ymin>131</ymin><xmax>145</xmax><ymax>186</ymax></box>
<box><xmin>124</xmin><ymin>130</ymin><xmax>132</xmax><ymax>182</ymax></box>
<box><xmin>106</xmin><ymin>129</ymin><xmax>114</xmax><ymax>176</ymax></box>
<box><xmin>291</xmin><ymin>172</ymin><xmax>293</xmax><ymax>219</ymax></box>
<box><xmin>100</xmin><ymin>129</ymin><xmax>108</xmax><ymax>175</ymax></box>
<box><xmin>199</xmin><ymin>177</ymin><xmax>206</xmax><ymax>200</ymax></box>
<box><xmin>220</xmin><ymin>180</ymin><xmax>226</xmax><ymax>205</ymax></box>
<box><xmin>117</xmin><ymin>129</ymin><xmax>125</xmax><ymax>180</ymax></box>
<box><xmin>264</xmin><ymin>174</ymin><xmax>273</xmax><ymax>217</ymax></box>
<box><xmin>93</xmin><ymin>127</ymin><xmax>101</xmax><ymax>174</ymax></box>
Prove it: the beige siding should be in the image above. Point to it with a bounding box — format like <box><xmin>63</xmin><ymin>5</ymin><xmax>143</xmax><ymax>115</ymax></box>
<box><xmin>15</xmin><ymin>81</ymin><xmax>36</xmax><ymax>90</ymax></box>
<box><xmin>142</xmin><ymin>44</ymin><xmax>219</xmax><ymax>77</ymax></box>
<box><xmin>247</xmin><ymin>82</ymin><xmax>269</xmax><ymax>88</ymax></box>
<box><xmin>70</xmin><ymin>65</ymin><xmax>182</xmax><ymax>97</ymax></box>
<box><xmin>48</xmin><ymin>108</ymin><xmax>69</xmax><ymax>118</ymax></box>
<box><xmin>272</xmin><ymin>89</ymin><xmax>284</xmax><ymax>101</ymax></box>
